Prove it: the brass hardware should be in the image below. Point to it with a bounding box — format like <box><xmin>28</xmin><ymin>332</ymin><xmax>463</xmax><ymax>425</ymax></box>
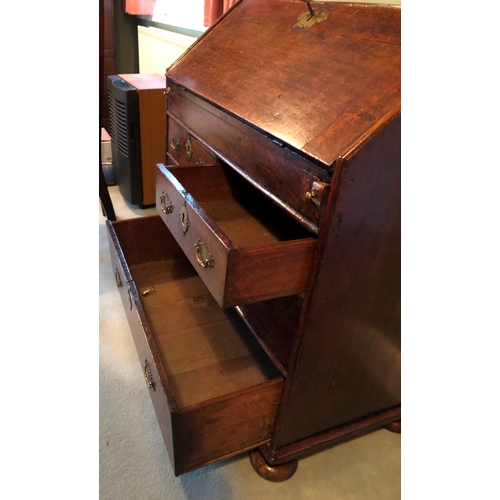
<box><xmin>165</xmin><ymin>86</ymin><xmax>172</xmax><ymax>106</ymax></box>
<box><xmin>127</xmin><ymin>287</ymin><xmax>133</xmax><ymax>311</ymax></box>
<box><xmin>159</xmin><ymin>191</ymin><xmax>173</xmax><ymax>214</ymax></box>
<box><xmin>170</xmin><ymin>135</ymin><xmax>181</xmax><ymax>151</ymax></box>
<box><xmin>196</xmin><ymin>158</ymin><xmax>206</xmax><ymax>165</ymax></box>
<box><xmin>185</xmin><ymin>136</ymin><xmax>193</xmax><ymax>161</ymax></box>
<box><xmin>143</xmin><ymin>360</ymin><xmax>156</xmax><ymax>391</ymax></box>
<box><xmin>195</xmin><ymin>239</ymin><xmax>215</xmax><ymax>268</ymax></box>
<box><xmin>115</xmin><ymin>268</ymin><xmax>122</xmax><ymax>288</ymax></box>
<box><xmin>296</xmin><ymin>1</ymin><xmax>329</xmax><ymax>29</ymax></box>
<box><xmin>305</xmin><ymin>181</ymin><xmax>330</xmax><ymax>207</ymax></box>
<box><xmin>142</xmin><ymin>286</ymin><xmax>156</xmax><ymax>297</ymax></box>
<box><xmin>179</xmin><ymin>201</ymin><xmax>190</xmax><ymax>234</ymax></box>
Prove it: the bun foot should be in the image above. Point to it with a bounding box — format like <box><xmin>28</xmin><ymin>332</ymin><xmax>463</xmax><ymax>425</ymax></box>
<box><xmin>249</xmin><ymin>448</ymin><xmax>298</xmax><ymax>482</ymax></box>
<box><xmin>384</xmin><ymin>420</ymin><xmax>401</xmax><ymax>433</ymax></box>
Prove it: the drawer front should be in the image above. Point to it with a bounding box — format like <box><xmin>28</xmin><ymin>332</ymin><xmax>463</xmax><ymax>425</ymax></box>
<box><xmin>123</xmin><ymin>280</ymin><xmax>177</xmax><ymax>463</ymax></box>
<box><xmin>167</xmin><ymin>116</ymin><xmax>219</xmax><ymax>166</ymax></box>
<box><xmin>156</xmin><ymin>164</ymin><xmax>316</xmax><ymax>309</ymax></box>
<box><xmin>106</xmin><ymin>221</ymin><xmax>177</xmax><ymax>468</ymax></box>
<box><xmin>156</xmin><ymin>164</ymin><xmax>230</xmax><ymax>307</ymax></box>
<box><xmin>167</xmin><ymin>82</ymin><xmax>331</xmax><ymax>233</ymax></box>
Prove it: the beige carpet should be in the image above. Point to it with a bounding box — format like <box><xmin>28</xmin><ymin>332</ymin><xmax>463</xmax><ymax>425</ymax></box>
<box><xmin>99</xmin><ymin>185</ymin><xmax>401</xmax><ymax>500</ymax></box>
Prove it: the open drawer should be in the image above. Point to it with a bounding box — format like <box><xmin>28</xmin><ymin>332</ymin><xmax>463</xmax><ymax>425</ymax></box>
<box><xmin>106</xmin><ymin>215</ymin><xmax>284</xmax><ymax>476</ymax></box>
<box><xmin>155</xmin><ymin>163</ymin><xmax>316</xmax><ymax>308</ymax></box>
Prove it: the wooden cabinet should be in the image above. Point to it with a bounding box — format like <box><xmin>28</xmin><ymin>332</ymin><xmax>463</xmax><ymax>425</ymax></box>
<box><xmin>106</xmin><ymin>0</ymin><xmax>401</xmax><ymax>481</ymax></box>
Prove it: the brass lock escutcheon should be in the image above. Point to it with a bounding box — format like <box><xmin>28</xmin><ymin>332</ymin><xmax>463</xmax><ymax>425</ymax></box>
<box><xmin>115</xmin><ymin>268</ymin><xmax>122</xmax><ymax>288</ymax></box>
<box><xmin>170</xmin><ymin>134</ymin><xmax>181</xmax><ymax>151</ymax></box>
<box><xmin>159</xmin><ymin>191</ymin><xmax>173</xmax><ymax>214</ymax></box>
<box><xmin>179</xmin><ymin>201</ymin><xmax>190</xmax><ymax>234</ymax></box>
<box><xmin>295</xmin><ymin>1</ymin><xmax>329</xmax><ymax>29</ymax></box>
<box><xmin>143</xmin><ymin>359</ymin><xmax>156</xmax><ymax>391</ymax></box>
<box><xmin>185</xmin><ymin>136</ymin><xmax>193</xmax><ymax>162</ymax></box>
<box><xmin>195</xmin><ymin>239</ymin><xmax>215</xmax><ymax>268</ymax></box>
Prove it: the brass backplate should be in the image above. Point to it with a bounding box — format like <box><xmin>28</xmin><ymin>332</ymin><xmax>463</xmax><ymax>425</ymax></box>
<box><xmin>195</xmin><ymin>239</ymin><xmax>215</xmax><ymax>268</ymax></box>
<box><xmin>295</xmin><ymin>10</ymin><xmax>329</xmax><ymax>29</ymax></box>
<box><xmin>159</xmin><ymin>192</ymin><xmax>173</xmax><ymax>214</ymax></box>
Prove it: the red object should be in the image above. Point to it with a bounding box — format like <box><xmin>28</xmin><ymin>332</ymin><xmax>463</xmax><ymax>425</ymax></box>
<box><xmin>122</xmin><ymin>0</ymin><xmax>156</xmax><ymax>16</ymax></box>
<box><xmin>204</xmin><ymin>0</ymin><xmax>238</xmax><ymax>27</ymax></box>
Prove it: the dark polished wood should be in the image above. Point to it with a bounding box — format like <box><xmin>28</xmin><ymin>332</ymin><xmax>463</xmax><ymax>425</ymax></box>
<box><xmin>167</xmin><ymin>115</ymin><xmax>219</xmax><ymax>167</ymax></box>
<box><xmin>155</xmin><ymin>163</ymin><xmax>316</xmax><ymax>308</ymax></box>
<box><xmin>249</xmin><ymin>448</ymin><xmax>298</xmax><ymax>482</ymax></box>
<box><xmin>108</xmin><ymin>0</ymin><xmax>400</xmax><ymax>482</ymax></box>
<box><xmin>262</xmin><ymin>406</ymin><xmax>401</xmax><ymax>466</ymax></box>
<box><xmin>106</xmin><ymin>215</ymin><xmax>284</xmax><ymax>476</ymax></box>
<box><xmin>168</xmin><ymin>1</ymin><xmax>400</xmax><ymax>168</ymax></box>
<box><xmin>385</xmin><ymin>421</ymin><xmax>401</xmax><ymax>434</ymax></box>
<box><xmin>273</xmin><ymin>112</ymin><xmax>401</xmax><ymax>449</ymax></box>
<box><xmin>237</xmin><ymin>294</ymin><xmax>303</xmax><ymax>375</ymax></box>
<box><xmin>166</xmin><ymin>82</ymin><xmax>328</xmax><ymax>233</ymax></box>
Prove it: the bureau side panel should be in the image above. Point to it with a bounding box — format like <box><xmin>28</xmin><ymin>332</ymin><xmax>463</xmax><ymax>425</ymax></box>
<box><xmin>274</xmin><ymin>114</ymin><xmax>401</xmax><ymax>449</ymax></box>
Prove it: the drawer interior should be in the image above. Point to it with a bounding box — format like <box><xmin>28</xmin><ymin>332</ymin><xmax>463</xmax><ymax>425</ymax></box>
<box><xmin>112</xmin><ymin>216</ymin><xmax>283</xmax><ymax>410</ymax></box>
<box><xmin>168</xmin><ymin>163</ymin><xmax>314</xmax><ymax>247</ymax></box>
<box><xmin>132</xmin><ymin>259</ymin><xmax>281</xmax><ymax>407</ymax></box>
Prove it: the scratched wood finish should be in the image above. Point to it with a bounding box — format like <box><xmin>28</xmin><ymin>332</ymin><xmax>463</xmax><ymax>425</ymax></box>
<box><xmin>167</xmin><ymin>115</ymin><xmax>219</xmax><ymax>167</ymax></box>
<box><xmin>164</xmin><ymin>0</ymin><xmax>401</xmax><ymax>465</ymax></box>
<box><xmin>166</xmin><ymin>82</ymin><xmax>328</xmax><ymax>232</ymax></box>
<box><xmin>172</xmin><ymin>379</ymin><xmax>283</xmax><ymax>474</ymax></box>
<box><xmin>106</xmin><ymin>216</ymin><xmax>284</xmax><ymax>476</ymax></box>
<box><xmin>272</xmin><ymin>112</ymin><xmax>401</xmax><ymax>450</ymax></box>
<box><xmin>108</xmin><ymin>0</ymin><xmax>401</xmax><ymax>479</ymax></box>
<box><xmin>167</xmin><ymin>0</ymin><xmax>401</xmax><ymax>167</ymax></box>
<box><xmin>261</xmin><ymin>405</ymin><xmax>401</xmax><ymax>466</ymax></box>
<box><xmin>155</xmin><ymin>163</ymin><xmax>316</xmax><ymax>308</ymax></box>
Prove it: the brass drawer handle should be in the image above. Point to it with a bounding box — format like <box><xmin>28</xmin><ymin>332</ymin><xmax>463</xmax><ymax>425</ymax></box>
<box><xmin>115</xmin><ymin>268</ymin><xmax>122</xmax><ymax>287</ymax></box>
<box><xmin>170</xmin><ymin>135</ymin><xmax>180</xmax><ymax>151</ymax></box>
<box><xmin>179</xmin><ymin>201</ymin><xmax>190</xmax><ymax>234</ymax></box>
<box><xmin>159</xmin><ymin>192</ymin><xmax>173</xmax><ymax>214</ymax></box>
<box><xmin>143</xmin><ymin>359</ymin><xmax>156</xmax><ymax>391</ymax></box>
<box><xmin>195</xmin><ymin>239</ymin><xmax>215</xmax><ymax>268</ymax></box>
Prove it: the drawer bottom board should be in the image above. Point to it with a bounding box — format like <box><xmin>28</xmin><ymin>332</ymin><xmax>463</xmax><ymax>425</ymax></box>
<box><xmin>131</xmin><ymin>258</ymin><xmax>281</xmax><ymax>408</ymax></box>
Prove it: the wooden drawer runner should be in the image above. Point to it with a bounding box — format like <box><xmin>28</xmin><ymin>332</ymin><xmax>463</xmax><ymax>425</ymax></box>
<box><xmin>167</xmin><ymin>115</ymin><xmax>219</xmax><ymax>167</ymax></box>
<box><xmin>106</xmin><ymin>215</ymin><xmax>284</xmax><ymax>476</ymax></box>
<box><xmin>166</xmin><ymin>81</ymin><xmax>331</xmax><ymax>233</ymax></box>
<box><xmin>156</xmin><ymin>163</ymin><xmax>316</xmax><ymax>309</ymax></box>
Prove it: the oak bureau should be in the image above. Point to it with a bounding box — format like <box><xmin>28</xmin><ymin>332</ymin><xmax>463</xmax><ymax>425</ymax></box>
<box><xmin>106</xmin><ymin>0</ymin><xmax>401</xmax><ymax>481</ymax></box>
